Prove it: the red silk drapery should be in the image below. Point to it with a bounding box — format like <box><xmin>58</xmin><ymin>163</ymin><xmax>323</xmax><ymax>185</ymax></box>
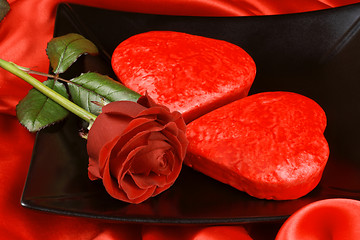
<box><xmin>1</xmin><ymin>1</ymin><xmax>360</xmax><ymax>239</ymax></box>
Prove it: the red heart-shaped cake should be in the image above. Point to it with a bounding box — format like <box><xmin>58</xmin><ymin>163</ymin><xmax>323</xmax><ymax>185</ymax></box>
<box><xmin>112</xmin><ymin>31</ymin><xmax>256</xmax><ymax>123</ymax></box>
<box><xmin>111</xmin><ymin>32</ymin><xmax>329</xmax><ymax>200</ymax></box>
<box><xmin>185</xmin><ymin>91</ymin><xmax>329</xmax><ymax>200</ymax></box>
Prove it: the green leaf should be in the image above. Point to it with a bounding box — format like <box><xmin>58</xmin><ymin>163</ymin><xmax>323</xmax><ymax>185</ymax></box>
<box><xmin>0</xmin><ymin>0</ymin><xmax>10</xmax><ymax>23</ymax></box>
<box><xmin>68</xmin><ymin>72</ymin><xmax>141</xmax><ymax>115</ymax></box>
<box><xmin>16</xmin><ymin>80</ymin><xmax>69</xmax><ymax>132</ymax></box>
<box><xmin>46</xmin><ymin>33</ymin><xmax>99</xmax><ymax>74</ymax></box>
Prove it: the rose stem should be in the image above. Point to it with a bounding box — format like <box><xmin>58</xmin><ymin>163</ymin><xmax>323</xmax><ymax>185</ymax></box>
<box><xmin>0</xmin><ymin>58</ymin><xmax>97</xmax><ymax>123</ymax></box>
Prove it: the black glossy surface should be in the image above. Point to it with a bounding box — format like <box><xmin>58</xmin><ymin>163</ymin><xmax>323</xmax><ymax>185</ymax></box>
<box><xmin>21</xmin><ymin>3</ymin><xmax>360</xmax><ymax>224</ymax></box>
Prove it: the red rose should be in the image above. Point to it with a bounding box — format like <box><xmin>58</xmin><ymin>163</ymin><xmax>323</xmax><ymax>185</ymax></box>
<box><xmin>87</xmin><ymin>94</ymin><xmax>188</xmax><ymax>204</ymax></box>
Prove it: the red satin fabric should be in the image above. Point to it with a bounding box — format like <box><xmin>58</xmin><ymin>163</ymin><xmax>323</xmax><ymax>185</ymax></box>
<box><xmin>142</xmin><ymin>225</ymin><xmax>253</xmax><ymax>240</ymax></box>
<box><xmin>1</xmin><ymin>0</ymin><xmax>360</xmax><ymax>239</ymax></box>
<box><xmin>276</xmin><ymin>199</ymin><xmax>360</xmax><ymax>239</ymax></box>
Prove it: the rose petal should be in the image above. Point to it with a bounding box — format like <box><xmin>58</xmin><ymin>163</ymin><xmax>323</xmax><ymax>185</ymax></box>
<box><xmin>97</xmin><ymin>136</ymin><xmax>124</xmax><ymax>177</ymax></box>
<box><xmin>109</xmin><ymin>131</ymin><xmax>165</xmax><ymax>177</ymax></box>
<box><xmin>88</xmin><ymin>135</ymin><xmax>120</xmax><ymax>179</ymax></box>
<box><xmin>152</xmin><ymin>182</ymin><xmax>175</xmax><ymax>195</ymax></box>
<box><xmin>101</xmin><ymin>159</ymin><xmax>130</xmax><ymax>201</ymax></box>
<box><xmin>161</xmin><ymin>122</ymin><xmax>188</xmax><ymax>160</ymax></box>
<box><xmin>87</xmin><ymin>113</ymin><xmax>131</xmax><ymax>161</ymax></box>
<box><xmin>140</xmin><ymin>106</ymin><xmax>174</xmax><ymax>124</ymax></box>
<box><xmin>123</xmin><ymin>117</ymin><xmax>162</xmax><ymax>137</ymax></box>
<box><xmin>171</xmin><ymin>111</ymin><xmax>187</xmax><ymax>131</ymax></box>
<box><xmin>131</xmin><ymin>155</ymin><xmax>181</xmax><ymax>194</ymax></box>
<box><xmin>131</xmin><ymin>144</ymin><xmax>172</xmax><ymax>175</ymax></box>
<box><xmin>116</xmin><ymin>119</ymin><xmax>164</xmax><ymax>152</ymax></box>
<box><xmin>110</xmin><ymin>131</ymin><xmax>170</xmax><ymax>177</ymax></box>
<box><xmin>160</xmin><ymin>152</ymin><xmax>183</xmax><ymax>186</ymax></box>
<box><xmin>137</xmin><ymin>92</ymin><xmax>166</xmax><ymax>109</ymax></box>
<box><xmin>102</xmin><ymin>100</ymin><xmax>148</xmax><ymax>117</ymax></box>
<box><xmin>87</xmin><ymin>101</ymin><xmax>149</xmax><ymax>161</ymax></box>
<box><xmin>116</xmin><ymin>128</ymin><xmax>163</xmax><ymax>160</ymax></box>
<box><xmin>115</xmin><ymin>132</ymin><xmax>177</xmax><ymax>190</ymax></box>
<box><xmin>131</xmin><ymin>172</ymin><xmax>167</xmax><ymax>189</ymax></box>
<box><xmin>111</xmin><ymin>145</ymin><xmax>146</xmax><ymax>182</ymax></box>
<box><xmin>130</xmin><ymin>151</ymin><xmax>180</xmax><ymax>190</ymax></box>
<box><xmin>120</xmin><ymin>173</ymin><xmax>156</xmax><ymax>201</ymax></box>
<box><xmin>102</xmin><ymin>158</ymin><xmax>155</xmax><ymax>203</ymax></box>
<box><xmin>111</xmin><ymin>131</ymin><xmax>151</xmax><ymax>166</ymax></box>
<box><xmin>88</xmin><ymin>157</ymin><xmax>101</xmax><ymax>180</ymax></box>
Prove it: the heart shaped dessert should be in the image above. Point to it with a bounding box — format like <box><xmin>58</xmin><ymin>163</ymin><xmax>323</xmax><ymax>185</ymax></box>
<box><xmin>111</xmin><ymin>32</ymin><xmax>329</xmax><ymax>200</ymax></box>
<box><xmin>112</xmin><ymin>31</ymin><xmax>256</xmax><ymax>123</ymax></box>
<box><xmin>185</xmin><ymin>92</ymin><xmax>329</xmax><ymax>200</ymax></box>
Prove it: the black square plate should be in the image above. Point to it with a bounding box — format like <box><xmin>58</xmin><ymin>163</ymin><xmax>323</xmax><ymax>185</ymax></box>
<box><xmin>21</xmin><ymin>3</ymin><xmax>360</xmax><ymax>224</ymax></box>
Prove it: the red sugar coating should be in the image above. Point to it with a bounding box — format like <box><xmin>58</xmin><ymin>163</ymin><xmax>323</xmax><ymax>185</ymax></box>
<box><xmin>185</xmin><ymin>92</ymin><xmax>329</xmax><ymax>200</ymax></box>
<box><xmin>111</xmin><ymin>31</ymin><xmax>256</xmax><ymax>123</ymax></box>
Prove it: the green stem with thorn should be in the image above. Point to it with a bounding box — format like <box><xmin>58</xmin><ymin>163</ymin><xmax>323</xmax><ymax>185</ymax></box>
<box><xmin>0</xmin><ymin>58</ymin><xmax>97</xmax><ymax>123</ymax></box>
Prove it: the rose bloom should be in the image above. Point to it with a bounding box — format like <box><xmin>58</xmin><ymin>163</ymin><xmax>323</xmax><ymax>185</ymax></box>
<box><xmin>87</xmin><ymin>94</ymin><xmax>188</xmax><ymax>204</ymax></box>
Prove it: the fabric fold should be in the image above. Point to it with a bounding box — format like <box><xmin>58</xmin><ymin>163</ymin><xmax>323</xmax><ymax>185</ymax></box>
<box><xmin>1</xmin><ymin>0</ymin><xmax>360</xmax><ymax>239</ymax></box>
